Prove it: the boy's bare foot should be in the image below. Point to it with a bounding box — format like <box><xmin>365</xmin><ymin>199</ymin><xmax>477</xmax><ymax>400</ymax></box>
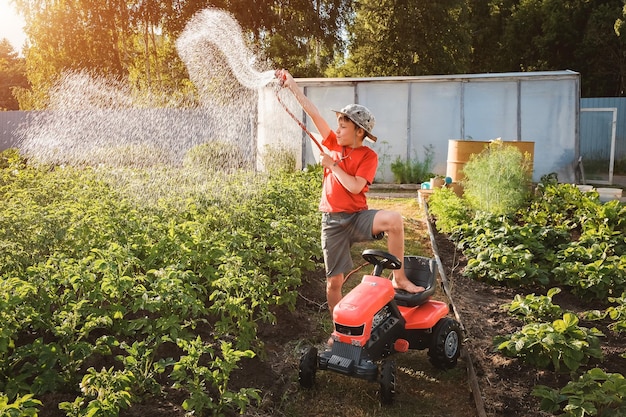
<box><xmin>392</xmin><ymin>279</ymin><xmax>425</xmax><ymax>293</ymax></box>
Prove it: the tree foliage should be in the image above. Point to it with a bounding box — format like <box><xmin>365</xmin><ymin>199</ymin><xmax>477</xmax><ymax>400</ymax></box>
<box><xmin>0</xmin><ymin>39</ymin><xmax>29</xmax><ymax>111</ymax></box>
<box><xmin>334</xmin><ymin>0</ymin><xmax>472</xmax><ymax>77</ymax></box>
<box><xmin>5</xmin><ymin>0</ymin><xmax>626</xmax><ymax>110</ymax></box>
<box><xmin>10</xmin><ymin>0</ymin><xmax>353</xmax><ymax>109</ymax></box>
<box><xmin>468</xmin><ymin>0</ymin><xmax>626</xmax><ymax>96</ymax></box>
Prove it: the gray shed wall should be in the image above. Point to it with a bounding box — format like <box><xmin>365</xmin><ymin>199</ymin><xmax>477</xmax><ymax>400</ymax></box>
<box><xmin>260</xmin><ymin>70</ymin><xmax>581</xmax><ymax>183</ymax></box>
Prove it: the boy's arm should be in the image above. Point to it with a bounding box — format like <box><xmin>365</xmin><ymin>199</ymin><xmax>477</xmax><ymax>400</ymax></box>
<box><xmin>318</xmin><ymin>153</ymin><xmax>368</xmax><ymax>194</ymax></box>
<box><xmin>277</xmin><ymin>70</ymin><xmax>333</xmax><ymax>141</ymax></box>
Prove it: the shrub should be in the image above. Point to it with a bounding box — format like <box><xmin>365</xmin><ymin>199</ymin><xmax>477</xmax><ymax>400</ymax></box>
<box><xmin>427</xmin><ymin>186</ymin><xmax>472</xmax><ymax>234</ymax></box>
<box><xmin>462</xmin><ymin>140</ymin><xmax>532</xmax><ymax>215</ymax></box>
<box><xmin>390</xmin><ymin>145</ymin><xmax>434</xmax><ymax>184</ymax></box>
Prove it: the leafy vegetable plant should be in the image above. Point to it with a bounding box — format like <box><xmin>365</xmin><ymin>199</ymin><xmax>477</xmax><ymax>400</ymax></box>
<box><xmin>0</xmin><ymin>149</ymin><xmax>322</xmax><ymax>415</ymax></box>
<box><xmin>501</xmin><ymin>287</ymin><xmax>565</xmax><ymax>323</ymax></box>
<box><xmin>494</xmin><ymin>313</ymin><xmax>604</xmax><ymax>372</ymax></box>
<box><xmin>533</xmin><ymin>368</ymin><xmax>626</xmax><ymax>416</ymax></box>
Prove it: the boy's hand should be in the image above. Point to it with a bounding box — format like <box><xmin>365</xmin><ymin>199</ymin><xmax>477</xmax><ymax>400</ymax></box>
<box><xmin>320</xmin><ymin>153</ymin><xmax>335</xmax><ymax>168</ymax></box>
<box><xmin>275</xmin><ymin>69</ymin><xmax>293</xmax><ymax>88</ymax></box>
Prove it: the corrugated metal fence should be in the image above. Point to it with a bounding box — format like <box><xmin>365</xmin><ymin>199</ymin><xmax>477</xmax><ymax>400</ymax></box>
<box><xmin>581</xmin><ymin>97</ymin><xmax>626</xmax><ymax>160</ymax></box>
<box><xmin>3</xmin><ymin>97</ymin><xmax>626</xmax><ymax>169</ymax></box>
<box><xmin>0</xmin><ymin>111</ymin><xmax>33</xmax><ymax>150</ymax></box>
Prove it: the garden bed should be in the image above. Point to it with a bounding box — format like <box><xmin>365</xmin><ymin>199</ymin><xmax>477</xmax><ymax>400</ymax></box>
<box><xmin>431</xmin><ymin>224</ymin><xmax>626</xmax><ymax>416</ymax></box>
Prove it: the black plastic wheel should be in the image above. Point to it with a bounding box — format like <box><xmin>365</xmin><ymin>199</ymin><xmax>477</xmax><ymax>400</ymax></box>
<box><xmin>428</xmin><ymin>318</ymin><xmax>462</xmax><ymax>370</ymax></box>
<box><xmin>379</xmin><ymin>359</ymin><xmax>396</xmax><ymax>405</ymax></box>
<box><xmin>298</xmin><ymin>346</ymin><xmax>318</xmax><ymax>389</ymax></box>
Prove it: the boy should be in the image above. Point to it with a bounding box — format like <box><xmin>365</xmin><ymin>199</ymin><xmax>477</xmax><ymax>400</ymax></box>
<box><xmin>276</xmin><ymin>69</ymin><xmax>424</xmax><ymax>315</ymax></box>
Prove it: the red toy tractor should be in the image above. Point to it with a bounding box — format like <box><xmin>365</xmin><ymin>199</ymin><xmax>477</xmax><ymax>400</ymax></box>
<box><xmin>299</xmin><ymin>249</ymin><xmax>463</xmax><ymax>404</ymax></box>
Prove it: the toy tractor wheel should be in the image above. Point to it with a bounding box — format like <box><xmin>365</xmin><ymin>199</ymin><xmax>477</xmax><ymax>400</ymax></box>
<box><xmin>379</xmin><ymin>359</ymin><xmax>396</xmax><ymax>405</ymax></box>
<box><xmin>428</xmin><ymin>318</ymin><xmax>462</xmax><ymax>370</ymax></box>
<box><xmin>299</xmin><ymin>346</ymin><xmax>318</xmax><ymax>388</ymax></box>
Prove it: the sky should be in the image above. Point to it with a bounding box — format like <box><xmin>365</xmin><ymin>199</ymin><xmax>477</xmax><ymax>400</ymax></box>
<box><xmin>0</xmin><ymin>0</ymin><xmax>27</xmax><ymax>52</ymax></box>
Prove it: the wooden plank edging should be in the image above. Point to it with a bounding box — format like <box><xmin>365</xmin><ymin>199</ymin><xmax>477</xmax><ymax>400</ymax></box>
<box><xmin>420</xmin><ymin>195</ymin><xmax>488</xmax><ymax>417</ymax></box>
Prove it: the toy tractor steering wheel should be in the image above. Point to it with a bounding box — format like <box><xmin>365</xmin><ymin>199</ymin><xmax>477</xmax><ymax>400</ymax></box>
<box><xmin>362</xmin><ymin>249</ymin><xmax>402</xmax><ymax>276</ymax></box>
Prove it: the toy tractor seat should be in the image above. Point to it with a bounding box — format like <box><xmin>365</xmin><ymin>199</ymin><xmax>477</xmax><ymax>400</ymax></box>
<box><xmin>394</xmin><ymin>256</ymin><xmax>437</xmax><ymax>307</ymax></box>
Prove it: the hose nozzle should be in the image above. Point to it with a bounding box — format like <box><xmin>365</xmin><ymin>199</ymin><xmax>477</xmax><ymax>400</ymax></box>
<box><xmin>275</xmin><ymin>69</ymin><xmax>287</xmax><ymax>87</ymax></box>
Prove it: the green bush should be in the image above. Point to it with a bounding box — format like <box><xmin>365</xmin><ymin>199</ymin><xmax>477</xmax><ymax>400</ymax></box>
<box><xmin>390</xmin><ymin>144</ymin><xmax>434</xmax><ymax>184</ymax></box>
<box><xmin>462</xmin><ymin>140</ymin><xmax>532</xmax><ymax>215</ymax></box>
<box><xmin>426</xmin><ymin>186</ymin><xmax>471</xmax><ymax>234</ymax></box>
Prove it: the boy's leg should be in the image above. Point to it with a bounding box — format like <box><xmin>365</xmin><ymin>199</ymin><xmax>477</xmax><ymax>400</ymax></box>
<box><xmin>326</xmin><ymin>273</ymin><xmax>344</xmax><ymax>347</ymax></box>
<box><xmin>372</xmin><ymin>210</ymin><xmax>424</xmax><ymax>293</ymax></box>
<box><xmin>321</xmin><ymin>213</ymin><xmax>354</xmax><ymax>315</ymax></box>
<box><xmin>326</xmin><ymin>273</ymin><xmax>344</xmax><ymax>314</ymax></box>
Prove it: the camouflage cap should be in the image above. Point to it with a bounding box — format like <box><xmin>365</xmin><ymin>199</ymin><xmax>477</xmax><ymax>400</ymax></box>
<box><xmin>332</xmin><ymin>104</ymin><xmax>377</xmax><ymax>142</ymax></box>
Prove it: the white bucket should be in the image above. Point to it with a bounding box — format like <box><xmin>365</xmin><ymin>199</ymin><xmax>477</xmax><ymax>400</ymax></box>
<box><xmin>575</xmin><ymin>184</ymin><xmax>594</xmax><ymax>192</ymax></box>
<box><xmin>596</xmin><ymin>187</ymin><xmax>623</xmax><ymax>202</ymax></box>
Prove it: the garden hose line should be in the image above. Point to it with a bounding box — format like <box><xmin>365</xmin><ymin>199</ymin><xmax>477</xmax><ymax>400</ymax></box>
<box><xmin>273</xmin><ymin>83</ymin><xmax>326</xmax><ymax>155</ymax></box>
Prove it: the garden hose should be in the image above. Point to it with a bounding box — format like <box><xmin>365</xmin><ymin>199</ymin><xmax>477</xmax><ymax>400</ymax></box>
<box><xmin>273</xmin><ymin>83</ymin><xmax>325</xmax><ymax>154</ymax></box>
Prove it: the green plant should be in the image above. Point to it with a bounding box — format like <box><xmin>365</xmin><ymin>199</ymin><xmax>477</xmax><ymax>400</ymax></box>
<box><xmin>116</xmin><ymin>340</ymin><xmax>175</xmax><ymax>396</ymax></box>
<box><xmin>183</xmin><ymin>141</ymin><xmax>251</xmax><ymax>172</ymax></box>
<box><xmin>427</xmin><ymin>186</ymin><xmax>472</xmax><ymax>234</ymax></box>
<box><xmin>454</xmin><ymin>212</ymin><xmax>564</xmax><ymax>286</ymax></box>
<box><xmin>0</xmin><ymin>393</ymin><xmax>41</xmax><ymax>417</ymax></box>
<box><xmin>584</xmin><ymin>292</ymin><xmax>626</xmax><ymax>336</ymax></box>
<box><xmin>0</xmin><ymin>149</ymin><xmax>322</xmax><ymax>413</ymax></box>
<box><xmin>494</xmin><ymin>312</ymin><xmax>604</xmax><ymax>372</ymax></box>
<box><xmin>525</xmin><ymin>181</ymin><xmax>597</xmax><ymax>229</ymax></box>
<box><xmin>462</xmin><ymin>140</ymin><xmax>532</xmax><ymax>215</ymax></box>
<box><xmin>59</xmin><ymin>367</ymin><xmax>135</xmax><ymax>417</ymax></box>
<box><xmin>260</xmin><ymin>144</ymin><xmax>297</xmax><ymax>173</ymax></box>
<box><xmin>390</xmin><ymin>145</ymin><xmax>434</xmax><ymax>184</ymax></box>
<box><xmin>532</xmin><ymin>368</ymin><xmax>626</xmax><ymax>416</ymax></box>
<box><xmin>502</xmin><ymin>287</ymin><xmax>565</xmax><ymax>323</ymax></box>
<box><xmin>170</xmin><ymin>337</ymin><xmax>260</xmax><ymax>416</ymax></box>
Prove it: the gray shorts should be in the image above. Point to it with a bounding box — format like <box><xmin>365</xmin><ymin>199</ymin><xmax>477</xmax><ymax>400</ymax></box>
<box><xmin>321</xmin><ymin>210</ymin><xmax>383</xmax><ymax>278</ymax></box>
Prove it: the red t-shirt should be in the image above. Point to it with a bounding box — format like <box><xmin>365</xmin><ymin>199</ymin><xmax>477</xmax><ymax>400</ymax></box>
<box><xmin>319</xmin><ymin>131</ymin><xmax>378</xmax><ymax>213</ymax></box>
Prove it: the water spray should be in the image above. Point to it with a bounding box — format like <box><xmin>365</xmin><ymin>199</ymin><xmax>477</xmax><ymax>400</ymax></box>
<box><xmin>178</xmin><ymin>8</ymin><xmax>326</xmax><ymax>155</ymax></box>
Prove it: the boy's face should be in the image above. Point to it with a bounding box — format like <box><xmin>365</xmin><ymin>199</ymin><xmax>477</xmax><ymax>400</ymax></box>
<box><xmin>336</xmin><ymin>116</ymin><xmax>364</xmax><ymax>147</ymax></box>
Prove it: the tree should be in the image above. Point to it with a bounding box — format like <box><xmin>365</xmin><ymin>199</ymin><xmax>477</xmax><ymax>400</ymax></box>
<box><xmin>0</xmin><ymin>39</ymin><xmax>29</xmax><ymax>110</ymax></box>
<box><xmin>468</xmin><ymin>0</ymin><xmax>626</xmax><ymax>97</ymax></box>
<box><xmin>335</xmin><ymin>0</ymin><xmax>472</xmax><ymax>77</ymax></box>
<box><xmin>11</xmin><ymin>0</ymin><xmax>352</xmax><ymax>107</ymax></box>
<box><xmin>13</xmin><ymin>0</ymin><xmax>193</xmax><ymax>108</ymax></box>
<box><xmin>262</xmin><ymin>0</ymin><xmax>353</xmax><ymax>77</ymax></box>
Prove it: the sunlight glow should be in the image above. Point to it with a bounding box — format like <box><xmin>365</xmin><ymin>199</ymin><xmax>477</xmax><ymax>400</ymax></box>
<box><xmin>0</xmin><ymin>0</ymin><xmax>27</xmax><ymax>51</ymax></box>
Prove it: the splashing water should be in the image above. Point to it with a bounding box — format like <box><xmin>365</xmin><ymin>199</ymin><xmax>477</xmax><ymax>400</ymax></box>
<box><xmin>176</xmin><ymin>8</ymin><xmax>276</xmax><ymax>92</ymax></box>
<box><xmin>17</xmin><ymin>7</ymin><xmax>297</xmax><ymax>205</ymax></box>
